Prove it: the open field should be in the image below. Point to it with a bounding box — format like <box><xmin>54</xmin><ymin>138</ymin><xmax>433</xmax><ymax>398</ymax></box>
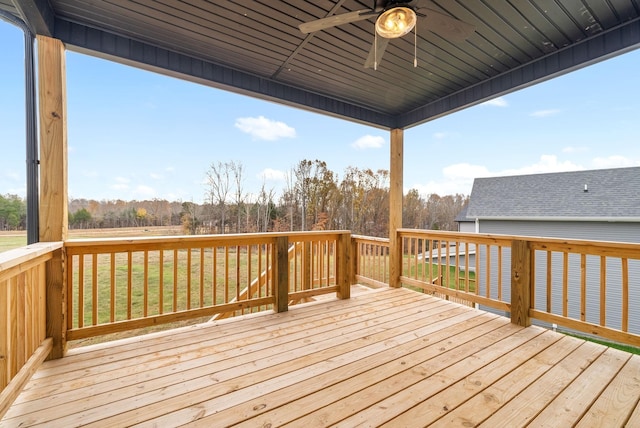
<box><xmin>0</xmin><ymin>233</ymin><xmax>27</xmax><ymax>253</ymax></box>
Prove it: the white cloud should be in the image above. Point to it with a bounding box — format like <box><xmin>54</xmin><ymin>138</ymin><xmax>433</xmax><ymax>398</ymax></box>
<box><xmin>443</xmin><ymin>163</ymin><xmax>491</xmax><ymax>179</ymax></box>
<box><xmin>234</xmin><ymin>116</ymin><xmax>296</xmax><ymax>141</ymax></box>
<box><xmin>410</xmin><ymin>155</ymin><xmax>586</xmax><ymax>197</ymax></box>
<box><xmin>498</xmin><ymin>155</ymin><xmax>582</xmax><ymax>176</ymax></box>
<box><xmin>150</xmin><ymin>172</ymin><xmax>163</xmax><ymax>180</ymax></box>
<box><xmin>135</xmin><ymin>185</ymin><xmax>156</xmax><ymax>198</ymax></box>
<box><xmin>259</xmin><ymin>168</ymin><xmax>287</xmax><ymax>181</ymax></box>
<box><xmin>110</xmin><ymin>176</ymin><xmax>130</xmax><ymax>190</ymax></box>
<box><xmin>410</xmin><ymin>163</ymin><xmax>490</xmax><ymax>196</ymax></box>
<box><xmin>433</xmin><ymin>132</ymin><xmax>448</xmax><ymax>140</ymax></box>
<box><xmin>562</xmin><ymin>146</ymin><xmax>588</xmax><ymax>153</ymax></box>
<box><xmin>591</xmin><ymin>155</ymin><xmax>639</xmax><ymax>169</ymax></box>
<box><xmin>111</xmin><ymin>183</ymin><xmax>129</xmax><ymax>191</ymax></box>
<box><xmin>481</xmin><ymin>97</ymin><xmax>508</xmax><ymax>107</ymax></box>
<box><xmin>351</xmin><ymin>135</ymin><xmax>386</xmax><ymax>150</ymax></box>
<box><xmin>530</xmin><ymin>109</ymin><xmax>561</xmax><ymax>118</ymax></box>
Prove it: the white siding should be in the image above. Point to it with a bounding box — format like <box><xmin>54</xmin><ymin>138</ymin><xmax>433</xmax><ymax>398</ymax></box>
<box><xmin>477</xmin><ymin>220</ymin><xmax>640</xmax><ymax>336</ymax></box>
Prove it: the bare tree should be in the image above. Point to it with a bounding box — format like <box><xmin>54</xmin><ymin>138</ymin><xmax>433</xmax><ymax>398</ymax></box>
<box><xmin>293</xmin><ymin>160</ymin><xmax>313</xmax><ymax>230</ymax></box>
<box><xmin>255</xmin><ymin>181</ymin><xmax>275</xmax><ymax>232</ymax></box>
<box><xmin>230</xmin><ymin>160</ymin><xmax>245</xmax><ymax>233</ymax></box>
<box><xmin>205</xmin><ymin>161</ymin><xmax>232</xmax><ymax>233</ymax></box>
<box><xmin>279</xmin><ymin>169</ymin><xmax>297</xmax><ymax>231</ymax></box>
<box><xmin>403</xmin><ymin>188</ymin><xmax>425</xmax><ymax>229</ymax></box>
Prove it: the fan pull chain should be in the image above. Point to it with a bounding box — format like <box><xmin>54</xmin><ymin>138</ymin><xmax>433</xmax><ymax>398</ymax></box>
<box><xmin>414</xmin><ymin>25</ymin><xmax>418</xmax><ymax>67</ymax></box>
<box><xmin>374</xmin><ymin>31</ymin><xmax>378</xmax><ymax>70</ymax></box>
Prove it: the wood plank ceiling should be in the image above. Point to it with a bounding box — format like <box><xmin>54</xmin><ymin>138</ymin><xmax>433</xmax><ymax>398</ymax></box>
<box><xmin>3</xmin><ymin>0</ymin><xmax>640</xmax><ymax>129</ymax></box>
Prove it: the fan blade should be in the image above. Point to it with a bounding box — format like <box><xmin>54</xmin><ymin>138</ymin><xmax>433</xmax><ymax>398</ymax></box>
<box><xmin>299</xmin><ymin>9</ymin><xmax>377</xmax><ymax>34</ymax></box>
<box><xmin>364</xmin><ymin>36</ymin><xmax>390</xmax><ymax>69</ymax></box>
<box><xmin>418</xmin><ymin>8</ymin><xmax>475</xmax><ymax>42</ymax></box>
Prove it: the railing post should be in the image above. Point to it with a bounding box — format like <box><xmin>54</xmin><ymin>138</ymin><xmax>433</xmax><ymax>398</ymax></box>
<box><xmin>350</xmin><ymin>236</ymin><xmax>358</xmax><ymax>286</ymax></box>
<box><xmin>336</xmin><ymin>232</ymin><xmax>351</xmax><ymax>300</ymax></box>
<box><xmin>274</xmin><ymin>236</ymin><xmax>289</xmax><ymax>313</ymax></box>
<box><xmin>511</xmin><ymin>239</ymin><xmax>531</xmax><ymax>327</ymax></box>
<box><xmin>303</xmin><ymin>242</ymin><xmax>311</xmax><ymax>290</ymax></box>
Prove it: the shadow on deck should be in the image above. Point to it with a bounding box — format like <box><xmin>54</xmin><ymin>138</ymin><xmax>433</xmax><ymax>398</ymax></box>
<box><xmin>3</xmin><ymin>287</ymin><xmax>640</xmax><ymax>427</ymax></box>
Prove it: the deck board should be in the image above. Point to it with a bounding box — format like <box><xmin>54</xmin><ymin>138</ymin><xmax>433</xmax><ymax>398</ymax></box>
<box><xmin>3</xmin><ymin>287</ymin><xmax>640</xmax><ymax>427</ymax></box>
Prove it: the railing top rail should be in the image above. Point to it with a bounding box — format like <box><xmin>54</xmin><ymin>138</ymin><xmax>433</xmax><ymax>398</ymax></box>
<box><xmin>0</xmin><ymin>241</ymin><xmax>63</xmax><ymax>271</ymax></box>
<box><xmin>527</xmin><ymin>237</ymin><xmax>640</xmax><ymax>256</ymax></box>
<box><xmin>397</xmin><ymin>229</ymin><xmax>513</xmax><ymax>246</ymax></box>
<box><xmin>352</xmin><ymin>235</ymin><xmax>390</xmax><ymax>244</ymax></box>
<box><xmin>397</xmin><ymin>229</ymin><xmax>640</xmax><ymax>253</ymax></box>
<box><xmin>64</xmin><ymin>230</ymin><xmax>352</xmax><ymax>251</ymax></box>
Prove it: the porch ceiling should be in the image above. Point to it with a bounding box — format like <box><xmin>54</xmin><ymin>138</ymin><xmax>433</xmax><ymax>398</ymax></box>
<box><xmin>3</xmin><ymin>0</ymin><xmax>640</xmax><ymax>129</ymax></box>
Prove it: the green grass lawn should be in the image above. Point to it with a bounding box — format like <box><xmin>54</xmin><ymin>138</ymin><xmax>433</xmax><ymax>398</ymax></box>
<box><xmin>0</xmin><ymin>226</ymin><xmax>182</xmax><ymax>254</ymax></box>
<box><xmin>0</xmin><ymin>234</ymin><xmax>27</xmax><ymax>253</ymax></box>
<box><xmin>563</xmin><ymin>332</ymin><xmax>640</xmax><ymax>355</ymax></box>
<box><xmin>69</xmin><ymin>247</ymin><xmax>272</xmax><ymax>326</ymax></box>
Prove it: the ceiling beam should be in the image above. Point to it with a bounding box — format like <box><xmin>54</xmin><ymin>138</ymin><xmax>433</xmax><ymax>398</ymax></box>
<box><xmin>11</xmin><ymin>0</ymin><xmax>54</xmax><ymax>36</ymax></box>
<box><xmin>399</xmin><ymin>17</ymin><xmax>640</xmax><ymax>129</ymax></box>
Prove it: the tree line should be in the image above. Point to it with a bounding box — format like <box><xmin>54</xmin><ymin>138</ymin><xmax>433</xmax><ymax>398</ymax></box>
<box><xmin>0</xmin><ymin>194</ymin><xmax>26</xmax><ymax>231</ymax></box>
<box><xmin>1</xmin><ymin>159</ymin><xmax>468</xmax><ymax>237</ymax></box>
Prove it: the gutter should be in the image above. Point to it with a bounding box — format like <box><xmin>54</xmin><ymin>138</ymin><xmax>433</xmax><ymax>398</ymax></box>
<box><xmin>470</xmin><ymin>216</ymin><xmax>640</xmax><ymax>223</ymax></box>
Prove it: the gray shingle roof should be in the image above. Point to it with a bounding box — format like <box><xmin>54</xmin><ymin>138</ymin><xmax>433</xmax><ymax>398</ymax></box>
<box><xmin>466</xmin><ymin>167</ymin><xmax>640</xmax><ymax>220</ymax></box>
<box><xmin>455</xmin><ymin>204</ymin><xmax>472</xmax><ymax>222</ymax></box>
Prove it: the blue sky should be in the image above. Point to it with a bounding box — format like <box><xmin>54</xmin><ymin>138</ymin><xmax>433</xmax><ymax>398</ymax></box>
<box><xmin>1</xmin><ymin>19</ymin><xmax>639</xmax><ymax>204</ymax></box>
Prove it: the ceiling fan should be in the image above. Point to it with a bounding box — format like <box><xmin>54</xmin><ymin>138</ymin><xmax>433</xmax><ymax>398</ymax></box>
<box><xmin>298</xmin><ymin>0</ymin><xmax>475</xmax><ymax>69</ymax></box>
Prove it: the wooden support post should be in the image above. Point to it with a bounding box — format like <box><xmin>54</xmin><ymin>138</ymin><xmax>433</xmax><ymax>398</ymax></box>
<box><xmin>511</xmin><ymin>239</ymin><xmax>531</xmax><ymax>327</ymax></box>
<box><xmin>336</xmin><ymin>232</ymin><xmax>351</xmax><ymax>300</ymax></box>
<box><xmin>274</xmin><ymin>236</ymin><xmax>289</xmax><ymax>313</ymax></box>
<box><xmin>37</xmin><ymin>35</ymin><xmax>68</xmax><ymax>359</ymax></box>
<box><xmin>389</xmin><ymin>128</ymin><xmax>403</xmax><ymax>288</ymax></box>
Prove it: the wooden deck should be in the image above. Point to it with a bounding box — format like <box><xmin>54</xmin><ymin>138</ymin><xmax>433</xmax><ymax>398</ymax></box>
<box><xmin>3</xmin><ymin>287</ymin><xmax>640</xmax><ymax>427</ymax></box>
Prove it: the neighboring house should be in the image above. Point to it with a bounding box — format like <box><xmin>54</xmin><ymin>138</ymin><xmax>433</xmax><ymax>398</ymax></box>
<box><xmin>420</xmin><ymin>241</ymin><xmax>476</xmax><ymax>274</ymax></box>
<box><xmin>464</xmin><ymin>166</ymin><xmax>640</xmax><ymax>335</ymax></box>
<box><xmin>455</xmin><ymin>205</ymin><xmax>475</xmax><ymax>233</ymax></box>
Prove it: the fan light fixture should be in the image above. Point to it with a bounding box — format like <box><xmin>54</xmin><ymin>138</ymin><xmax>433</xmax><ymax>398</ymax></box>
<box><xmin>375</xmin><ymin>7</ymin><xmax>417</xmax><ymax>38</ymax></box>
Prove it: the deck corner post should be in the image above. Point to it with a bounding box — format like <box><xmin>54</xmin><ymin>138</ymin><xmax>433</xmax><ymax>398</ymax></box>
<box><xmin>336</xmin><ymin>232</ymin><xmax>351</xmax><ymax>300</ymax></box>
<box><xmin>37</xmin><ymin>35</ymin><xmax>69</xmax><ymax>359</ymax></box>
<box><xmin>274</xmin><ymin>236</ymin><xmax>289</xmax><ymax>313</ymax></box>
<box><xmin>45</xmin><ymin>247</ymin><xmax>67</xmax><ymax>360</ymax></box>
<box><xmin>511</xmin><ymin>239</ymin><xmax>531</xmax><ymax>327</ymax></box>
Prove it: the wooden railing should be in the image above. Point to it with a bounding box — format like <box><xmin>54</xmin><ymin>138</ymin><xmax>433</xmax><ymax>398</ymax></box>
<box><xmin>356</xmin><ymin>230</ymin><xmax>640</xmax><ymax>348</ymax></box>
<box><xmin>64</xmin><ymin>231</ymin><xmax>351</xmax><ymax>341</ymax></box>
<box><xmin>527</xmin><ymin>236</ymin><xmax>640</xmax><ymax>347</ymax></box>
<box><xmin>352</xmin><ymin>235</ymin><xmax>390</xmax><ymax>288</ymax></box>
<box><xmin>3</xmin><ymin>229</ymin><xmax>640</xmax><ymax>412</ymax></box>
<box><xmin>398</xmin><ymin>230</ymin><xmax>510</xmax><ymax>310</ymax></box>
<box><xmin>0</xmin><ymin>242</ymin><xmax>60</xmax><ymax>418</ymax></box>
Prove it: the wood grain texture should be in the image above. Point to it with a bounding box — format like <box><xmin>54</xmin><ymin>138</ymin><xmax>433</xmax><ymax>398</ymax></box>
<box><xmin>37</xmin><ymin>35</ymin><xmax>68</xmax><ymax>361</ymax></box>
<box><xmin>3</xmin><ymin>287</ymin><xmax>639</xmax><ymax>427</ymax></box>
<box><xmin>388</xmin><ymin>129</ymin><xmax>403</xmax><ymax>288</ymax></box>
